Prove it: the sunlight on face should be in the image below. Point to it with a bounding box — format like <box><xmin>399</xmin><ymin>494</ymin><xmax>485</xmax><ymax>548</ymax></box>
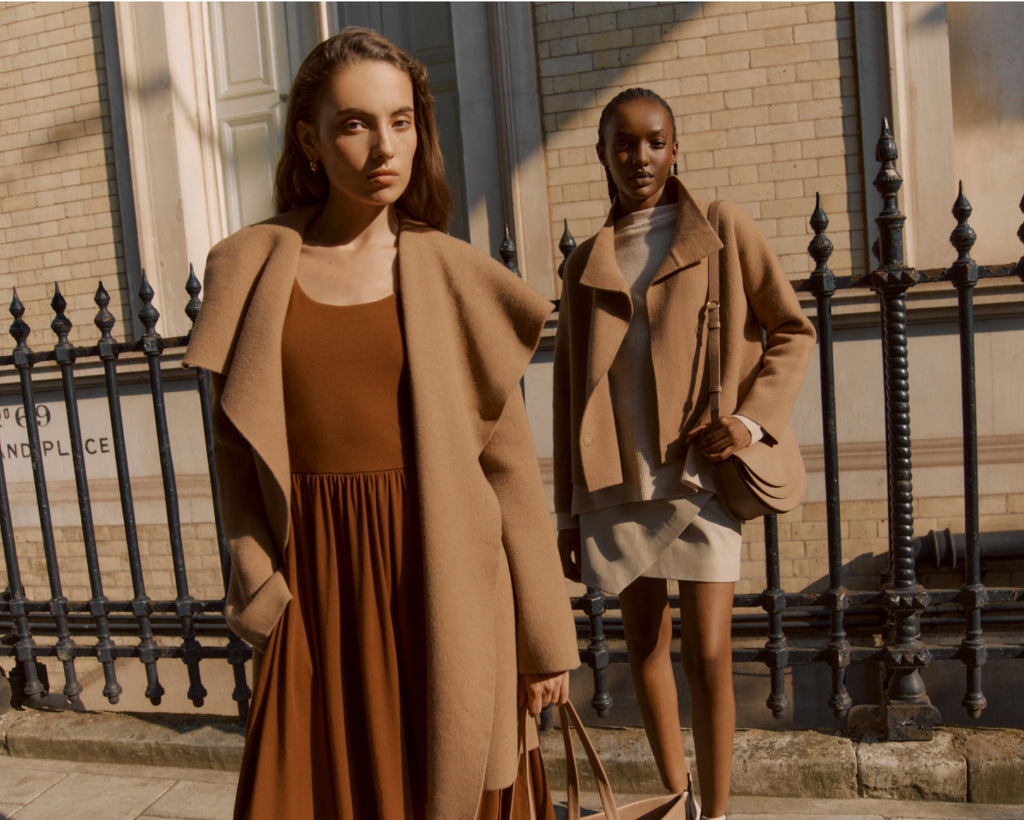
<box><xmin>299</xmin><ymin>60</ymin><xmax>418</xmax><ymax>213</ymax></box>
<box><xmin>598</xmin><ymin>98</ymin><xmax>678</xmax><ymax>215</ymax></box>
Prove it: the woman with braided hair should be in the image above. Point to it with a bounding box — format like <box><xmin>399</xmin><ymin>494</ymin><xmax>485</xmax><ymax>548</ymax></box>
<box><xmin>553</xmin><ymin>87</ymin><xmax>814</xmax><ymax>820</ymax></box>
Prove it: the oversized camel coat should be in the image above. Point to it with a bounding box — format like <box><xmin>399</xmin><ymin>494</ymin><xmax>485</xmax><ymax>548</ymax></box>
<box><xmin>184</xmin><ymin>206</ymin><xmax>579</xmax><ymax>820</ymax></box>
<box><xmin>553</xmin><ymin>177</ymin><xmax>815</xmax><ymax>522</ymax></box>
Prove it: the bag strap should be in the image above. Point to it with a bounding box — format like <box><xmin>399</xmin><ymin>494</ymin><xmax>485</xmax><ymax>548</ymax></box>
<box><xmin>560</xmin><ymin>701</ymin><xmax>621</xmax><ymax>820</ymax></box>
<box><xmin>706</xmin><ymin>200</ymin><xmax>722</xmax><ymax>423</ymax></box>
<box><xmin>502</xmin><ymin>708</ymin><xmax>537</xmax><ymax>820</ymax></box>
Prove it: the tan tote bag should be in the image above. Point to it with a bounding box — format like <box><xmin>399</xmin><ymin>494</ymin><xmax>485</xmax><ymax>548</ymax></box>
<box><xmin>556</xmin><ymin>701</ymin><xmax>697</xmax><ymax>820</ymax></box>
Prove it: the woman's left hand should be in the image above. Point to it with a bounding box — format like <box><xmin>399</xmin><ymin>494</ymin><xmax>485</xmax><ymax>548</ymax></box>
<box><xmin>686</xmin><ymin>417</ymin><xmax>752</xmax><ymax>462</ymax></box>
<box><xmin>519</xmin><ymin>671</ymin><xmax>571</xmax><ymax>716</ymax></box>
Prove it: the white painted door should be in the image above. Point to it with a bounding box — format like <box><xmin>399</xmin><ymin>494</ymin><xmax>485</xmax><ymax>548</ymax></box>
<box><xmin>207</xmin><ymin>3</ymin><xmax>319</xmax><ymax>232</ymax></box>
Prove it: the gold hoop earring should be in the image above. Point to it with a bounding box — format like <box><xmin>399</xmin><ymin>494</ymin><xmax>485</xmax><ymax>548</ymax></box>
<box><xmin>309</xmin><ymin>159</ymin><xmax>319</xmax><ymax>173</ymax></box>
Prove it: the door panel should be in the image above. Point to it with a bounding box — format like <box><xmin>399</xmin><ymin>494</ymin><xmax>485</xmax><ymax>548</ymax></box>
<box><xmin>208</xmin><ymin>2</ymin><xmax>318</xmax><ymax>232</ymax></box>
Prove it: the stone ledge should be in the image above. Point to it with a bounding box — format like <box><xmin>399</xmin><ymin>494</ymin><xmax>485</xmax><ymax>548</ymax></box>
<box><xmin>0</xmin><ymin>709</ymin><xmax>243</xmax><ymax>771</ymax></box>
<box><xmin>1</xmin><ymin>709</ymin><xmax>1021</xmax><ymax>805</ymax></box>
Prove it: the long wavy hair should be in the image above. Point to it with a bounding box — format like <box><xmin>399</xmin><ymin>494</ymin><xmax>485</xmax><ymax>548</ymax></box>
<box><xmin>597</xmin><ymin>87</ymin><xmax>678</xmax><ymax>202</ymax></box>
<box><xmin>274</xmin><ymin>27</ymin><xmax>452</xmax><ymax>231</ymax></box>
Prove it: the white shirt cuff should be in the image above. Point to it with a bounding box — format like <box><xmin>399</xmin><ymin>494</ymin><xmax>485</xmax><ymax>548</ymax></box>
<box><xmin>729</xmin><ymin>414</ymin><xmax>764</xmax><ymax>444</ymax></box>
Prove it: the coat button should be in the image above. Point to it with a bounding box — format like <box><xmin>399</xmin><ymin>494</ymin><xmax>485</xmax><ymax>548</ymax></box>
<box><xmin>583</xmin><ymin>434</ymin><xmax>593</xmax><ymax>447</ymax></box>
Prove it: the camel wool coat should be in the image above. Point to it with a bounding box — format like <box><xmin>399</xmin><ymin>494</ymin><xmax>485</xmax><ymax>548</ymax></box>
<box><xmin>184</xmin><ymin>206</ymin><xmax>579</xmax><ymax>820</ymax></box>
<box><xmin>553</xmin><ymin>177</ymin><xmax>816</xmax><ymax>522</ymax></box>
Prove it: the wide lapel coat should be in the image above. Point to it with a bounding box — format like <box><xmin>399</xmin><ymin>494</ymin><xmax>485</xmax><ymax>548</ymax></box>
<box><xmin>561</xmin><ymin>179</ymin><xmax>723</xmax><ymax>495</ymax></box>
<box><xmin>553</xmin><ymin>177</ymin><xmax>814</xmax><ymax>518</ymax></box>
<box><xmin>185</xmin><ymin>209</ymin><xmax>579</xmax><ymax>820</ymax></box>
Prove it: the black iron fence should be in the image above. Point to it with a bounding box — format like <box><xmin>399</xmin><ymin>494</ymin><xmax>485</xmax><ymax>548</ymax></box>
<box><xmin>1</xmin><ymin>122</ymin><xmax>1023</xmax><ymax>736</ymax></box>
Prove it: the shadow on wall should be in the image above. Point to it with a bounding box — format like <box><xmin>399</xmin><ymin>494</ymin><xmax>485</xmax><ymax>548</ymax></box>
<box><xmin>531</xmin><ymin>1</ymin><xmax>868</xmax><ymax>279</ymax></box>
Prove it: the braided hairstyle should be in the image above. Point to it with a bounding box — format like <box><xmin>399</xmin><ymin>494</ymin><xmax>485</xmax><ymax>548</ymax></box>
<box><xmin>596</xmin><ymin>87</ymin><xmax>678</xmax><ymax>202</ymax></box>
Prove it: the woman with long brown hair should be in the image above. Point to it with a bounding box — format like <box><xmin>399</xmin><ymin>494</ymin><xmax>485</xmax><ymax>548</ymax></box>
<box><xmin>553</xmin><ymin>88</ymin><xmax>814</xmax><ymax>820</ymax></box>
<box><xmin>186</xmin><ymin>28</ymin><xmax>578</xmax><ymax>820</ymax></box>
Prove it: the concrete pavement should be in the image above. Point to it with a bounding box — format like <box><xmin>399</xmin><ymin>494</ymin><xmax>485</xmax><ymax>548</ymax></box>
<box><xmin>0</xmin><ymin>708</ymin><xmax>1022</xmax><ymax>818</ymax></box>
<box><xmin>2</xmin><ymin>756</ymin><xmax>1023</xmax><ymax>819</ymax></box>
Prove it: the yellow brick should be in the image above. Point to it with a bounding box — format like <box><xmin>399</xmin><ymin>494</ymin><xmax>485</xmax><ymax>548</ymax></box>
<box><xmin>578</xmin><ymin>30</ymin><xmax>632</xmax><ymax>51</ymax></box>
<box><xmin>548</xmin><ymin>36</ymin><xmax>579</xmax><ymax>58</ymax></box>
<box><xmin>579</xmin><ymin>66</ymin><xmax>628</xmax><ymax>91</ymax></box>
<box><xmin>536</xmin><ymin>16</ymin><xmax>587</xmax><ymax>41</ymax></box>
<box><xmin>683</xmin><ymin>151</ymin><xmax>715</xmax><ymax>172</ymax></box>
<box><xmin>806</xmin><ymin>3</ymin><xmax>840</xmax><ymax>23</ymax></box>
<box><xmin>545</xmin><ymin>89</ymin><xmax>597</xmax><ymax>114</ymax></box>
<box><xmin>748</xmin><ymin>5</ymin><xmax>809</xmax><ymax>29</ymax></box>
<box><xmin>671</xmin><ymin>54</ymin><xmax>724</xmax><ymax>76</ymax></box>
<box><xmin>724</xmin><ymin>88</ymin><xmax>754</xmax><ymax>110</ymax></box>
<box><xmin>632</xmin><ymin>61</ymin><xmax>666</xmax><ymax>83</ymax></box>
<box><xmin>726</xmin><ymin>127</ymin><xmax>756</xmax><ymax>148</ymax></box>
<box><xmin>813</xmin><ymin>117</ymin><xmax>845</xmax><ymax>139</ymax></box>
<box><xmin>750</xmin><ymin>43</ymin><xmax>812</xmax><ymax>68</ymax></box>
<box><xmin>706</xmin><ymin>30</ymin><xmax>765</xmax><ymax>54</ymax></box>
<box><xmin>672</xmin><ymin>76</ymin><xmax>708</xmax><ymax>98</ymax></box>
<box><xmin>679</xmin><ymin>129</ymin><xmax>727</xmax><ymax>152</ymax></box>
<box><xmin>708</xmin><ymin>67</ymin><xmax>768</xmax><ymax>93</ymax></box>
<box><xmin>717</xmin><ymin>12</ymin><xmax>750</xmax><ymax>35</ymax></box>
<box><xmin>711</xmin><ymin>106</ymin><xmax>770</xmax><ymax>131</ymax></box>
<box><xmin>763</xmin><ymin>26</ymin><xmax>796</xmax><ymax>48</ymax></box>
<box><xmin>795</xmin><ymin>59</ymin><xmax>842</xmax><ymax>82</ymax></box>
<box><xmin>978</xmin><ymin>495</ymin><xmax>1008</xmax><ymax>515</ymax></box>
<box><xmin>720</xmin><ymin>144</ymin><xmax>774</xmax><ymax>167</ymax></box>
<box><xmin>680</xmin><ymin>167</ymin><xmax>730</xmax><ymax>192</ymax></box>
<box><xmin>809</xmin><ymin>40</ymin><xmax>840</xmax><ymax>61</ymax></box>
<box><xmin>720</xmin><ymin>50</ymin><xmax>750</xmax><ymax>73</ymax></box>
<box><xmin>766</xmin><ymin>65</ymin><xmax>798</xmax><ymax>85</ymax></box>
<box><xmin>802</xmin><ymin>135</ymin><xmax>854</xmax><ymax>159</ymax></box>
<box><xmin>677</xmin><ymin>37</ymin><xmax>708</xmax><ymax>58</ymax></box>
<box><xmin>538</xmin><ymin>52</ymin><xmax>593</xmax><ymax>78</ymax></box>
<box><xmin>720</xmin><ymin>182</ymin><xmax>775</xmax><ymax>204</ymax></box>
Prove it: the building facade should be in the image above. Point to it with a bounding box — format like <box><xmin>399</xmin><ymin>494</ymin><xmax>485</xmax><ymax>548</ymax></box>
<box><xmin>1</xmin><ymin>1</ymin><xmax>1023</xmax><ymax>718</ymax></box>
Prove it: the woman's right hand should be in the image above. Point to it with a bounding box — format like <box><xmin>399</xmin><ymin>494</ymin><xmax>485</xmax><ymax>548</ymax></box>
<box><xmin>558</xmin><ymin>528</ymin><xmax>582</xmax><ymax>582</ymax></box>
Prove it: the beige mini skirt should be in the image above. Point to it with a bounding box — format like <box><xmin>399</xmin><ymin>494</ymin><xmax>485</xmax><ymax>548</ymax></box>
<box><xmin>578</xmin><ymin>492</ymin><xmax>742</xmax><ymax>595</ymax></box>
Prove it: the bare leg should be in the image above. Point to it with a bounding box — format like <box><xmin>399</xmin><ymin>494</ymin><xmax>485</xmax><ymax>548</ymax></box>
<box><xmin>677</xmin><ymin>580</ymin><xmax>735</xmax><ymax>818</ymax></box>
<box><xmin>618</xmin><ymin>576</ymin><xmax>690</xmax><ymax>794</ymax></box>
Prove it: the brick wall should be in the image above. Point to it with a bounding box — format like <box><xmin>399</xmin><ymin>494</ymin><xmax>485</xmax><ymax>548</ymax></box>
<box><xmin>534</xmin><ymin>1</ymin><xmax>864</xmax><ymax>287</ymax></box>
<box><xmin>0</xmin><ymin>2</ymin><xmax>129</xmax><ymax>348</ymax></box>
<box><xmin>738</xmin><ymin>494</ymin><xmax>1024</xmax><ymax>596</ymax></box>
<box><xmin>3</xmin><ymin>523</ymin><xmax>226</xmax><ymax>604</ymax></box>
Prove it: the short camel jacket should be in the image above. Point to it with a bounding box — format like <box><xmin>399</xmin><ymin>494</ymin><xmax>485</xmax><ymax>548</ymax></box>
<box><xmin>553</xmin><ymin>177</ymin><xmax>816</xmax><ymax>522</ymax></box>
<box><xmin>184</xmin><ymin>206</ymin><xmax>579</xmax><ymax>819</ymax></box>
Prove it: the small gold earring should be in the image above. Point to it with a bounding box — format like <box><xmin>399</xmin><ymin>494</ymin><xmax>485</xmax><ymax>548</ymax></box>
<box><xmin>309</xmin><ymin>159</ymin><xmax>319</xmax><ymax>173</ymax></box>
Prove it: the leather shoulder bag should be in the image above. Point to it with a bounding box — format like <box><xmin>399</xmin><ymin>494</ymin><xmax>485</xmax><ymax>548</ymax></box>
<box><xmin>705</xmin><ymin>200</ymin><xmax>806</xmax><ymax>522</ymax></box>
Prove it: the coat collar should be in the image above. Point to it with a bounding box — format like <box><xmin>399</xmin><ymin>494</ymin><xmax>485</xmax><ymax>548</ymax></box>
<box><xmin>216</xmin><ymin>207</ymin><xmax>316</xmax><ymax>499</ymax></box>
<box><xmin>578</xmin><ymin>176</ymin><xmax>723</xmax><ymax>292</ymax></box>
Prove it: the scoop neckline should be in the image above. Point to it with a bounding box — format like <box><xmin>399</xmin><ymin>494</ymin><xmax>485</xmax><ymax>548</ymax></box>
<box><xmin>292</xmin><ymin>279</ymin><xmax>397</xmax><ymax>308</ymax></box>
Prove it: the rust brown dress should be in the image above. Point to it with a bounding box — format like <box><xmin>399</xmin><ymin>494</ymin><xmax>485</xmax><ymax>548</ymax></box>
<box><xmin>233</xmin><ymin>283</ymin><xmax>554</xmax><ymax>819</ymax></box>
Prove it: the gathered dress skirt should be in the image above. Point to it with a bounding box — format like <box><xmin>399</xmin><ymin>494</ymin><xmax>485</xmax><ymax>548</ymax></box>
<box><xmin>233</xmin><ymin>284</ymin><xmax>553</xmax><ymax>819</ymax></box>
